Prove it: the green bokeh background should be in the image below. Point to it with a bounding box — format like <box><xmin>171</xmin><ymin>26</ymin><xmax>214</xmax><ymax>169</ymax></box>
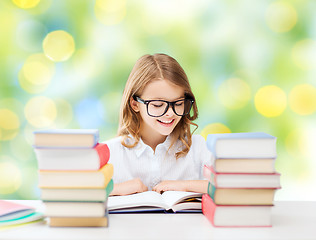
<box><xmin>1</xmin><ymin>0</ymin><xmax>316</xmax><ymax>200</ymax></box>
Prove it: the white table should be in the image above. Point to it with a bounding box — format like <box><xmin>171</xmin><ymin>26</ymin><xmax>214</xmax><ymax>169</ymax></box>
<box><xmin>0</xmin><ymin>201</ymin><xmax>315</xmax><ymax>240</ymax></box>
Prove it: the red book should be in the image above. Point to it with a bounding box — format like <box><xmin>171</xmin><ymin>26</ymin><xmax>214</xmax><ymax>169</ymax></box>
<box><xmin>202</xmin><ymin>194</ymin><xmax>272</xmax><ymax>227</ymax></box>
<box><xmin>203</xmin><ymin>165</ymin><xmax>281</xmax><ymax>189</ymax></box>
<box><xmin>35</xmin><ymin>143</ymin><xmax>110</xmax><ymax>171</ymax></box>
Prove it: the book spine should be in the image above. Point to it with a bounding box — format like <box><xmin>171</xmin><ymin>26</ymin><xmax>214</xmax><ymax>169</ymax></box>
<box><xmin>95</xmin><ymin>143</ymin><xmax>110</xmax><ymax>169</ymax></box>
<box><xmin>207</xmin><ymin>182</ymin><xmax>216</xmax><ymax>202</ymax></box>
<box><xmin>202</xmin><ymin>194</ymin><xmax>216</xmax><ymax>226</ymax></box>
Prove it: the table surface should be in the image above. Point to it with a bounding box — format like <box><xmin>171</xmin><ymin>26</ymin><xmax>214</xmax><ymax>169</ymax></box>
<box><xmin>0</xmin><ymin>201</ymin><xmax>315</xmax><ymax>240</ymax></box>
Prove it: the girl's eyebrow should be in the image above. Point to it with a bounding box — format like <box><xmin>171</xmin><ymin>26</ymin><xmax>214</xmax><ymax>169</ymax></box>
<box><xmin>149</xmin><ymin>96</ymin><xmax>185</xmax><ymax>101</ymax></box>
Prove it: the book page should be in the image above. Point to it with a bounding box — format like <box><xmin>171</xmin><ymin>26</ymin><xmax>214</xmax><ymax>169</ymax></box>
<box><xmin>108</xmin><ymin>191</ymin><xmax>169</xmax><ymax>211</ymax></box>
<box><xmin>161</xmin><ymin>191</ymin><xmax>203</xmax><ymax>210</ymax></box>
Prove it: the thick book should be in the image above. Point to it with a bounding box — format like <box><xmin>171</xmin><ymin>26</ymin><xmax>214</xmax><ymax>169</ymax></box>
<box><xmin>108</xmin><ymin>191</ymin><xmax>203</xmax><ymax>213</ymax></box>
<box><xmin>207</xmin><ymin>182</ymin><xmax>276</xmax><ymax>205</ymax></box>
<box><xmin>41</xmin><ymin>179</ymin><xmax>113</xmax><ymax>201</ymax></box>
<box><xmin>38</xmin><ymin>164</ymin><xmax>113</xmax><ymax>188</ymax></box>
<box><xmin>33</xmin><ymin>129</ymin><xmax>99</xmax><ymax>148</ymax></box>
<box><xmin>44</xmin><ymin>201</ymin><xmax>108</xmax><ymax>217</ymax></box>
<box><xmin>202</xmin><ymin>194</ymin><xmax>272</xmax><ymax>227</ymax></box>
<box><xmin>206</xmin><ymin>132</ymin><xmax>277</xmax><ymax>158</ymax></box>
<box><xmin>0</xmin><ymin>201</ymin><xmax>44</xmax><ymax>227</ymax></box>
<box><xmin>35</xmin><ymin>143</ymin><xmax>110</xmax><ymax>171</ymax></box>
<box><xmin>204</xmin><ymin>165</ymin><xmax>281</xmax><ymax>188</ymax></box>
<box><xmin>213</xmin><ymin>158</ymin><xmax>276</xmax><ymax>173</ymax></box>
<box><xmin>49</xmin><ymin>216</ymin><xmax>108</xmax><ymax>227</ymax></box>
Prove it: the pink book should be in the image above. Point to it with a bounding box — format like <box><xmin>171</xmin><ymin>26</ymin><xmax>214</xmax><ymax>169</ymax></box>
<box><xmin>203</xmin><ymin>165</ymin><xmax>281</xmax><ymax>189</ymax></box>
<box><xmin>202</xmin><ymin>194</ymin><xmax>272</xmax><ymax>227</ymax></box>
<box><xmin>0</xmin><ymin>201</ymin><xmax>35</xmax><ymax>221</ymax></box>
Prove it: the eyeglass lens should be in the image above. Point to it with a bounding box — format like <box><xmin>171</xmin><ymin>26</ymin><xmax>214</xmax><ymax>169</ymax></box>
<box><xmin>147</xmin><ymin>99</ymin><xmax>192</xmax><ymax>117</ymax></box>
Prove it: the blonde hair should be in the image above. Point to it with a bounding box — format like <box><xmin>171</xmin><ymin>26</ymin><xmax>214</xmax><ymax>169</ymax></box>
<box><xmin>118</xmin><ymin>53</ymin><xmax>198</xmax><ymax>158</ymax></box>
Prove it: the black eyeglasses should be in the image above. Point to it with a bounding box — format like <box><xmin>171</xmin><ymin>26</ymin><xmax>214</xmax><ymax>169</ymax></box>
<box><xmin>133</xmin><ymin>96</ymin><xmax>194</xmax><ymax>117</ymax></box>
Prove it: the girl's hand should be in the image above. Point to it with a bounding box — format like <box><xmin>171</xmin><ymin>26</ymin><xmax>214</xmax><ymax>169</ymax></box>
<box><xmin>152</xmin><ymin>180</ymin><xmax>187</xmax><ymax>193</ymax></box>
<box><xmin>153</xmin><ymin>180</ymin><xmax>209</xmax><ymax>194</ymax></box>
<box><xmin>110</xmin><ymin>178</ymin><xmax>148</xmax><ymax>196</ymax></box>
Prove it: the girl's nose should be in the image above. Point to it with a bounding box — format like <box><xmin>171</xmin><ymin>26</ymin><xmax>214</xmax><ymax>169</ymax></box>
<box><xmin>164</xmin><ymin>105</ymin><xmax>174</xmax><ymax>116</ymax></box>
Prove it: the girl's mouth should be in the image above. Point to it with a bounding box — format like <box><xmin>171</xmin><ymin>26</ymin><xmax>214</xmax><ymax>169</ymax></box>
<box><xmin>157</xmin><ymin>119</ymin><xmax>175</xmax><ymax>127</ymax></box>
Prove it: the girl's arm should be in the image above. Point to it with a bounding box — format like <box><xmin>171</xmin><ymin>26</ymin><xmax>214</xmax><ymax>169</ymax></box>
<box><xmin>110</xmin><ymin>178</ymin><xmax>148</xmax><ymax>196</ymax></box>
<box><xmin>152</xmin><ymin>180</ymin><xmax>208</xmax><ymax>194</ymax></box>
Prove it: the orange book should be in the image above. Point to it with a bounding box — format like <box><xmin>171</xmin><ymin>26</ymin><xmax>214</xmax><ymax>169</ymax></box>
<box><xmin>38</xmin><ymin>164</ymin><xmax>113</xmax><ymax>189</ymax></box>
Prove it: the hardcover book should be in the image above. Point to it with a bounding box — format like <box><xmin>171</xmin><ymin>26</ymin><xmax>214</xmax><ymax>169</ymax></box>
<box><xmin>206</xmin><ymin>132</ymin><xmax>277</xmax><ymax>159</ymax></box>
<box><xmin>207</xmin><ymin>182</ymin><xmax>277</xmax><ymax>205</ymax></box>
<box><xmin>49</xmin><ymin>216</ymin><xmax>108</xmax><ymax>227</ymax></box>
<box><xmin>213</xmin><ymin>158</ymin><xmax>276</xmax><ymax>173</ymax></box>
<box><xmin>33</xmin><ymin>129</ymin><xmax>99</xmax><ymax>148</ymax></box>
<box><xmin>203</xmin><ymin>165</ymin><xmax>281</xmax><ymax>188</ymax></box>
<box><xmin>202</xmin><ymin>194</ymin><xmax>272</xmax><ymax>227</ymax></box>
<box><xmin>35</xmin><ymin>143</ymin><xmax>110</xmax><ymax>171</ymax></box>
<box><xmin>38</xmin><ymin>164</ymin><xmax>113</xmax><ymax>189</ymax></box>
<box><xmin>44</xmin><ymin>201</ymin><xmax>108</xmax><ymax>217</ymax></box>
<box><xmin>41</xmin><ymin>179</ymin><xmax>113</xmax><ymax>201</ymax></box>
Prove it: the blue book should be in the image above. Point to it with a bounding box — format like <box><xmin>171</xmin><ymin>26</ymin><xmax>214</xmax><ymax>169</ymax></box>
<box><xmin>206</xmin><ymin>132</ymin><xmax>277</xmax><ymax>159</ymax></box>
<box><xmin>33</xmin><ymin>129</ymin><xmax>99</xmax><ymax>148</ymax></box>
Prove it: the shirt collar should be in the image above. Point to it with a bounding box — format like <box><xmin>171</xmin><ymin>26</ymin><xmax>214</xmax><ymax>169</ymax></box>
<box><xmin>133</xmin><ymin>135</ymin><xmax>178</xmax><ymax>158</ymax></box>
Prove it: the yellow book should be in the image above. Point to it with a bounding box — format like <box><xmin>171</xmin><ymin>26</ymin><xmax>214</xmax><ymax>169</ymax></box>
<box><xmin>49</xmin><ymin>216</ymin><xmax>108</xmax><ymax>227</ymax></box>
<box><xmin>38</xmin><ymin>164</ymin><xmax>113</xmax><ymax>189</ymax></box>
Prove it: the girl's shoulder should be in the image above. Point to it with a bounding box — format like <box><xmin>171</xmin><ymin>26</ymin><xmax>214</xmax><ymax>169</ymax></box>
<box><xmin>191</xmin><ymin>134</ymin><xmax>207</xmax><ymax>145</ymax></box>
<box><xmin>103</xmin><ymin>136</ymin><xmax>123</xmax><ymax>148</ymax></box>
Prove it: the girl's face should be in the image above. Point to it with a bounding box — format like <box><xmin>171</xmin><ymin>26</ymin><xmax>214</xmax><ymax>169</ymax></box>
<box><xmin>131</xmin><ymin>79</ymin><xmax>184</xmax><ymax>141</ymax></box>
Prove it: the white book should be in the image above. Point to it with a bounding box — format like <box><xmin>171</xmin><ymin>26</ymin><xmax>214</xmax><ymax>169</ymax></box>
<box><xmin>33</xmin><ymin>129</ymin><xmax>99</xmax><ymax>148</ymax></box>
<box><xmin>206</xmin><ymin>132</ymin><xmax>277</xmax><ymax>158</ymax></box>
<box><xmin>108</xmin><ymin>191</ymin><xmax>202</xmax><ymax>213</ymax></box>
<box><xmin>44</xmin><ymin>202</ymin><xmax>107</xmax><ymax>217</ymax></box>
<box><xmin>34</xmin><ymin>143</ymin><xmax>109</xmax><ymax>171</ymax></box>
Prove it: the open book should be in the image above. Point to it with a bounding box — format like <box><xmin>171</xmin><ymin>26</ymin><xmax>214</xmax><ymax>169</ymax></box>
<box><xmin>108</xmin><ymin>191</ymin><xmax>203</xmax><ymax>213</ymax></box>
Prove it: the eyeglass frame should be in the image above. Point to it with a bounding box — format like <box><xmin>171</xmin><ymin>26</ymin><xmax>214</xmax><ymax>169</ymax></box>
<box><xmin>133</xmin><ymin>95</ymin><xmax>194</xmax><ymax>117</ymax></box>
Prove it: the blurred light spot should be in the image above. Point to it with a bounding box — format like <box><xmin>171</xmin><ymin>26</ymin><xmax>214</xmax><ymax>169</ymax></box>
<box><xmin>94</xmin><ymin>0</ymin><xmax>126</xmax><ymax>25</ymax></box>
<box><xmin>54</xmin><ymin>99</ymin><xmax>73</xmax><ymax>128</ymax></box>
<box><xmin>19</xmin><ymin>53</ymin><xmax>55</xmax><ymax>94</ymax></box>
<box><xmin>0</xmin><ymin>109</ymin><xmax>20</xmax><ymax>141</ymax></box>
<box><xmin>24</xmin><ymin>96</ymin><xmax>57</xmax><ymax>127</ymax></box>
<box><xmin>218</xmin><ymin>78</ymin><xmax>251</xmax><ymax>109</ymax></box>
<box><xmin>17</xmin><ymin>167</ymin><xmax>39</xmax><ymax>199</ymax></box>
<box><xmin>12</xmin><ymin>0</ymin><xmax>40</xmax><ymax>8</ymax></box>
<box><xmin>289</xmin><ymin>84</ymin><xmax>316</xmax><ymax>115</ymax></box>
<box><xmin>265</xmin><ymin>1</ymin><xmax>297</xmax><ymax>33</ymax></box>
<box><xmin>75</xmin><ymin>98</ymin><xmax>104</xmax><ymax>128</ymax></box>
<box><xmin>255</xmin><ymin>85</ymin><xmax>287</xmax><ymax>117</ymax></box>
<box><xmin>43</xmin><ymin>30</ymin><xmax>75</xmax><ymax>62</ymax></box>
<box><xmin>291</xmin><ymin>39</ymin><xmax>316</xmax><ymax>70</ymax></box>
<box><xmin>16</xmin><ymin>20</ymin><xmax>47</xmax><ymax>52</ymax></box>
<box><xmin>69</xmin><ymin>48</ymin><xmax>101</xmax><ymax>80</ymax></box>
<box><xmin>200</xmin><ymin>123</ymin><xmax>231</xmax><ymax>140</ymax></box>
<box><xmin>10</xmin><ymin>134</ymin><xmax>33</xmax><ymax>162</ymax></box>
<box><xmin>23</xmin><ymin>124</ymin><xmax>37</xmax><ymax>146</ymax></box>
<box><xmin>0</xmin><ymin>159</ymin><xmax>22</xmax><ymax>195</ymax></box>
<box><xmin>22</xmin><ymin>54</ymin><xmax>55</xmax><ymax>85</ymax></box>
<box><xmin>285</xmin><ymin>129</ymin><xmax>308</xmax><ymax>158</ymax></box>
<box><xmin>99</xmin><ymin>92</ymin><xmax>121</xmax><ymax>123</ymax></box>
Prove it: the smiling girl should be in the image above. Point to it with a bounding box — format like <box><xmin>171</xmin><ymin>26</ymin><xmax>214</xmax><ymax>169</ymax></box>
<box><xmin>107</xmin><ymin>53</ymin><xmax>213</xmax><ymax>196</ymax></box>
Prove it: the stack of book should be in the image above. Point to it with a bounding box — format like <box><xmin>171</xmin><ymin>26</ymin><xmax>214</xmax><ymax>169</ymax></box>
<box><xmin>33</xmin><ymin>129</ymin><xmax>113</xmax><ymax>227</ymax></box>
<box><xmin>202</xmin><ymin>132</ymin><xmax>281</xmax><ymax>227</ymax></box>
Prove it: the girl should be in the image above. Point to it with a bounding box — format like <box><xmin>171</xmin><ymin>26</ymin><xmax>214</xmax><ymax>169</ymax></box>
<box><xmin>107</xmin><ymin>53</ymin><xmax>213</xmax><ymax>196</ymax></box>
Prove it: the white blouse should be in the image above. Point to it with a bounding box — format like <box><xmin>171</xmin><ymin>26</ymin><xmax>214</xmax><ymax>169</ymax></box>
<box><xmin>104</xmin><ymin>134</ymin><xmax>213</xmax><ymax>190</ymax></box>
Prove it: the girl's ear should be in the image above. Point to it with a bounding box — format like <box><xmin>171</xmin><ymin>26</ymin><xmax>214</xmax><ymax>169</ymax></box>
<box><xmin>130</xmin><ymin>97</ymin><xmax>140</xmax><ymax>112</ymax></box>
